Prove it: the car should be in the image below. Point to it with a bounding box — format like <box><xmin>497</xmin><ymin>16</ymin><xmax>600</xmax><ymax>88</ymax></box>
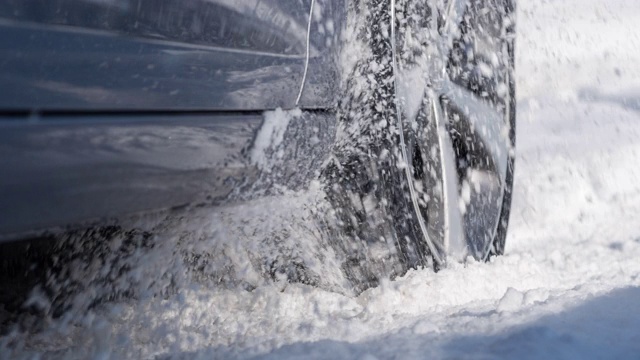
<box><xmin>0</xmin><ymin>0</ymin><xmax>515</xmax><ymax>307</ymax></box>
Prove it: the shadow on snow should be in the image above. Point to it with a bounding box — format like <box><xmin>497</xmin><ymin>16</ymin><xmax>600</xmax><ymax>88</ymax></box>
<box><xmin>167</xmin><ymin>286</ymin><xmax>640</xmax><ymax>359</ymax></box>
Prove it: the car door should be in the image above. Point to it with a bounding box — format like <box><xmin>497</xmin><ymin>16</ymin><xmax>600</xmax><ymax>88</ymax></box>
<box><xmin>0</xmin><ymin>0</ymin><xmax>334</xmax><ymax>111</ymax></box>
<box><xmin>0</xmin><ymin>0</ymin><xmax>344</xmax><ymax>238</ymax></box>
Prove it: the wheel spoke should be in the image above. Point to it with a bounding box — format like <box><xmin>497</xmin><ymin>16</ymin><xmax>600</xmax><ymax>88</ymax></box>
<box><xmin>431</xmin><ymin>99</ymin><xmax>467</xmax><ymax>261</ymax></box>
<box><xmin>439</xmin><ymin>79</ymin><xmax>510</xmax><ymax>184</ymax></box>
<box><xmin>438</xmin><ymin>78</ymin><xmax>510</xmax><ymax>259</ymax></box>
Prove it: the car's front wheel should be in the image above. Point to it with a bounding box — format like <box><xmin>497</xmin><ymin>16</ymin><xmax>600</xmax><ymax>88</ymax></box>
<box><xmin>323</xmin><ymin>0</ymin><xmax>515</xmax><ymax>288</ymax></box>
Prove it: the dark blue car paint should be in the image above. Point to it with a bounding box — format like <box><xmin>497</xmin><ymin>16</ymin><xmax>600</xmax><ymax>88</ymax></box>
<box><xmin>0</xmin><ymin>0</ymin><xmax>341</xmax><ymax>112</ymax></box>
<box><xmin>0</xmin><ymin>0</ymin><xmax>344</xmax><ymax>240</ymax></box>
<box><xmin>0</xmin><ymin>113</ymin><xmax>263</xmax><ymax>239</ymax></box>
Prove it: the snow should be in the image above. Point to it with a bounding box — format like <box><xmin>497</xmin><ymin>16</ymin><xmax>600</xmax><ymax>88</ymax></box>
<box><xmin>251</xmin><ymin>107</ymin><xmax>302</xmax><ymax>172</ymax></box>
<box><xmin>4</xmin><ymin>0</ymin><xmax>640</xmax><ymax>359</ymax></box>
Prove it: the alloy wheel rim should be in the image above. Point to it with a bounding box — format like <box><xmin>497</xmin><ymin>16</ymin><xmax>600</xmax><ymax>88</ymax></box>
<box><xmin>391</xmin><ymin>0</ymin><xmax>512</xmax><ymax>265</ymax></box>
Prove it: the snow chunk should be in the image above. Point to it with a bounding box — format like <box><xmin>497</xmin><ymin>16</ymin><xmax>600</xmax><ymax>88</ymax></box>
<box><xmin>251</xmin><ymin>108</ymin><xmax>302</xmax><ymax>171</ymax></box>
<box><xmin>524</xmin><ymin>288</ymin><xmax>550</xmax><ymax>306</ymax></box>
<box><xmin>497</xmin><ymin>287</ymin><xmax>525</xmax><ymax>313</ymax></box>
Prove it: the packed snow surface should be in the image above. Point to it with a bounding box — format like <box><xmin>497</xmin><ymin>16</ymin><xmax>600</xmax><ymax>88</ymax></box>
<box><xmin>4</xmin><ymin>0</ymin><xmax>640</xmax><ymax>358</ymax></box>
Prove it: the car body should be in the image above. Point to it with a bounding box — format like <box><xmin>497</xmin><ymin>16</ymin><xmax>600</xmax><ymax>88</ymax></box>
<box><xmin>0</xmin><ymin>0</ymin><xmax>516</xmax><ymax>278</ymax></box>
<box><xmin>0</xmin><ymin>0</ymin><xmax>344</xmax><ymax>240</ymax></box>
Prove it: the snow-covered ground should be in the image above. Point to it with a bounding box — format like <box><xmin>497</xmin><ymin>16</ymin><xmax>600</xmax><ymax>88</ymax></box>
<box><xmin>4</xmin><ymin>0</ymin><xmax>640</xmax><ymax>359</ymax></box>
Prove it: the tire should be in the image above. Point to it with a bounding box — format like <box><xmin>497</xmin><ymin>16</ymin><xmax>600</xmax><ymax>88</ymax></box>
<box><xmin>323</xmin><ymin>0</ymin><xmax>515</xmax><ymax>287</ymax></box>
